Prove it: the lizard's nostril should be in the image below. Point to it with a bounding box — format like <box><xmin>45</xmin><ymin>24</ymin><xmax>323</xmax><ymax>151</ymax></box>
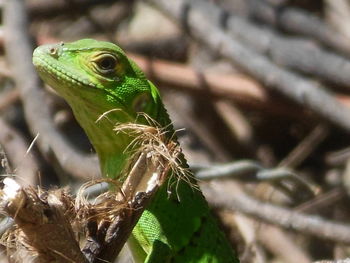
<box><xmin>49</xmin><ymin>47</ymin><xmax>59</xmax><ymax>57</ymax></box>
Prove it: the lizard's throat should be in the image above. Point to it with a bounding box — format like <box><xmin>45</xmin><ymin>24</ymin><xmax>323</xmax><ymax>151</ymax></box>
<box><xmin>86</xmin><ymin>124</ymin><xmax>133</xmax><ymax>179</ymax></box>
<box><xmin>70</xmin><ymin>105</ymin><xmax>134</xmax><ymax>179</ymax></box>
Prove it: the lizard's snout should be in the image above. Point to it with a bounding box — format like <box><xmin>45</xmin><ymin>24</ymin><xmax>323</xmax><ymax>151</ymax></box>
<box><xmin>33</xmin><ymin>42</ymin><xmax>65</xmax><ymax>60</ymax></box>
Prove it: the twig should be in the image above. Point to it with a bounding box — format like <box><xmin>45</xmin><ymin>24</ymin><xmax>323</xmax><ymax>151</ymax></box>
<box><xmin>4</xmin><ymin>0</ymin><xmax>100</xmax><ymax>180</ymax></box>
<box><xmin>279</xmin><ymin>124</ymin><xmax>329</xmax><ymax>168</ymax></box>
<box><xmin>192</xmin><ymin>160</ymin><xmax>316</xmax><ymax>195</ymax></box>
<box><xmin>201</xmin><ymin>180</ymin><xmax>350</xmax><ymax>244</ymax></box>
<box><xmin>325</xmin><ymin>146</ymin><xmax>350</xmax><ymax>165</ymax></box>
<box><xmin>295</xmin><ymin>188</ymin><xmax>346</xmax><ymax>213</ymax></box>
<box><xmin>0</xmin><ymin>117</ymin><xmax>39</xmax><ymax>186</ymax></box>
<box><xmin>148</xmin><ymin>0</ymin><xmax>350</xmax><ymax>132</ymax></box>
<box><xmin>214</xmin><ymin>100</ymin><xmax>254</xmax><ymax>149</ymax></box>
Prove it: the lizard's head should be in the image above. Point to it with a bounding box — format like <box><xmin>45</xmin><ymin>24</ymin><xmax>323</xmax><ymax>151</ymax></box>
<box><xmin>33</xmin><ymin>39</ymin><xmax>161</xmax><ymax>124</ymax></box>
<box><xmin>33</xmin><ymin>39</ymin><xmax>169</xmax><ymax>177</ymax></box>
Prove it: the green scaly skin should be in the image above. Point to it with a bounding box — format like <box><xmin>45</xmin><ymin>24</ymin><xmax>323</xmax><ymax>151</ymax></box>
<box><xmin>33</xmin><ymin>39</ymin><xmax>239</xmax><ymax>263</ymax></box>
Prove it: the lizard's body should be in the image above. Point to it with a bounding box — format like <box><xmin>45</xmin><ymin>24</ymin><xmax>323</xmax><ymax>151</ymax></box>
<box><xmin>33</xmin><ymin>39</ymin><xmax>239</xmax><ymax>263</ymax></box>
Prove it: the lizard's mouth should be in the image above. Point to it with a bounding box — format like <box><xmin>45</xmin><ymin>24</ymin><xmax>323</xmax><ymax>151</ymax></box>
<box><xmin>33</xmin><ymin>55</ymin><xmax>95</xmax><ymax>88</ymax></box>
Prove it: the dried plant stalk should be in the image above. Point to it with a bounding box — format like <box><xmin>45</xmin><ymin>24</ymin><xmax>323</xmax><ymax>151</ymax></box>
<box><xmin>0</xmin><ymin>120</ymin><xmax>180</xmax><ymax>263</ymax></box>
<box><xmin>1</xmin><ymin>181</ymin><xmax>85</xmax><ymax>263</ymax></box>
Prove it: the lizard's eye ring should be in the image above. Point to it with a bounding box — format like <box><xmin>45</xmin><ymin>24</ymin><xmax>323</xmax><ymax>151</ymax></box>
<box><xmin>93</xmin><ymin>54</ymin><xmax>117</xmax><ymax>74</ymax></box>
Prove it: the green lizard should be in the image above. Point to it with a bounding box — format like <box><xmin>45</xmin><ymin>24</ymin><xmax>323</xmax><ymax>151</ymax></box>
<box><xmin>33</xmin><ymin>39</ymin><xmax>239</xmax><ymax>263</ymax></box>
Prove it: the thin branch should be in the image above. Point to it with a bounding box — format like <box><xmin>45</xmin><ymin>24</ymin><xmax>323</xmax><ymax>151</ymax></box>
<box><xmin>295</xmin><ymin>188</ymin><xmax>346</xmax><ymax>213</ymax></box>
<box><xmin>192</xmin><ymin>160</ymin><xmax>316</xmax><ymax>196</ymax></box>
<box><xmin>279</xmin><ymin>124</ymin><xmax>329</xmax><ymax>168</ymax></box>
<box><xmin>214</xmin><ymin>100</ymin><xmax>254</xmax><ymax>149</ymax></box>
<box><xmin>326</xmin><ymin>146</ymin><xmax>350</xmax><ymax>165</ymax></box>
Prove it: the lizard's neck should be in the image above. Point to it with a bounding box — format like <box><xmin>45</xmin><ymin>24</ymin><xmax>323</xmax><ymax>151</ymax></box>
<box><xmin>68</xmin><ymin>93</ymin><xmax>174</xmax><ymax>179</ymax></box>
<box><xmin>85</xmin><ymin>118</ymin><xmax>131</xmax><ymax>178</ymax></box>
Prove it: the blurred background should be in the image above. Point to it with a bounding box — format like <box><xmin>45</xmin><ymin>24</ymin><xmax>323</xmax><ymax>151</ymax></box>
<box><xmin>2</xmin><ymin>0</ymin><xmax>350</xmax><ymax>262</ymax></box>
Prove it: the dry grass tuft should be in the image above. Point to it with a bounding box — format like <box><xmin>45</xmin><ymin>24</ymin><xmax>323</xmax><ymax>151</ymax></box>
<box><xmin>114</xmin><ymin>113</ymin><xmax>198</xmax><ymax>196</ymax></box>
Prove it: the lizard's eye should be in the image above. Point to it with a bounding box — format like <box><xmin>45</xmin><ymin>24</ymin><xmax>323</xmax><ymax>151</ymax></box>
<box><xmin>93</xmin><ymin>54</ymin><xmax>117</xmax><ymax>75</ymax></box>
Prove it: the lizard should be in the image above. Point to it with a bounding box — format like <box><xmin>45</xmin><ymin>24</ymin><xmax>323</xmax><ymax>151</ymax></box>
<box><xmin>33</xmin><ymin>38</ymin><xmax>239</xmax><ymax>263</ymax></box>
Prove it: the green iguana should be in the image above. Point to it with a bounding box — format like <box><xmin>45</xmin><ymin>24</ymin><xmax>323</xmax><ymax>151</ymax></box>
<box><xmin>33</xmin><ymin>39</ymin><xmax>239</xmax><ymax>263</ymax></box>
